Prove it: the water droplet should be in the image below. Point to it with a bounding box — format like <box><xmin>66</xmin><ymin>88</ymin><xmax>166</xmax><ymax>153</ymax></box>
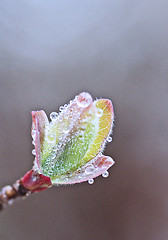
<box><xmin>78</xmin><ymin>134</ymin><xmax>84</xmax><ymax>139</ymax></box>
<box><xmin>80</xmin><ymin>125</ymin><xmax>86</xmax><ymax>130</ymax></box>
<box><xmin>50</xmin><ymin>112</ymin><xmax>58</xmax><ymax>120</ymax></box>
<box><xmin>32</xmin><ymin>139</ymin><xmax>35</xmax><ymax>145</ymax></box>
<box><xmin>102</xmin><ymin>171</ymin><xmax>109</xmax><ymax>178</ymax></box>
<box><xmin>89</xmin><ymin>131</ymin><xmax>93</xmax><ymax>136</ymax></box>
<box><xmin>82</xmin><ymin>117</ymin><xmax>89</xmax><ymax>123</ymax></box>
<box><xmin>32</xmin><ymin>129</ymin><xmax>36</xmax><ymax>139</ymax></box>
<box><xmin>32</xmin><ymin>149</ymin><xmax>36</xmax><ymax>155</ymax></box>
<box><xmin>85</xmin><ymin>165</ymin><xmax>95</xmax><ymax>174</ymax></box>
<box><xmin>52</xmin><ymin>146</ymin><xmax>58</xmax><ymax>152</ymax></box>
<box><xmin>76</xmin><ymin>92</ymin><xmax>92</xmax><ymax>108</ymax></box>
<box><xmin>59</xmin><ymin>106</ymin><xmax>64</xmax><ymax>111</ymax></box>
<box><xmin>32</xmin><ymin>176</ymin><xmax>37</xmax><ymax>182</ymax></box>
<box><xmin>96</xmin><ymin>108</ymin><xmax>103</xmax><ymax>117</ymax></box>
<box><xmin>33</xmin><ymin>161</ymin><xmax>39</xmax><ymax>171</ymax></box>
<box><xmin>58</xmin><ymin>116</ymin><xmax>63</xmax><ymax>122</ymax></box>
<box><xmin>63</xmin><ymin>129</ymin><xmax>69</xmax><ymax>134</ymax></box>
<box><xmin>107</xmin><ymin>136</ymin><xmax>112</xmax><ymax>142</ymax></box>
<box><xmin>48</xmin><ymin>133</ymin><xmax>56</xmax><ymax>141</ymax></box>
<box><xmin>51</xmin><ymin>153</ymin><xmax>56</xmax><ymax>159</ymax></box>
<box><xmin>88</xmin><ymin>178</ymin><xmax>94</xmax><ymax>184</ymax></box>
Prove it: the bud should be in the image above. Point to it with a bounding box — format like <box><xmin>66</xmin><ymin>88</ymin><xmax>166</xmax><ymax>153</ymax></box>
<box><xmin>31</xmin><ymin>92</ymin><xmax>114</xmax><ymax>185</ymax></box>
<box><xmin>21</xmin><ymin>170</ymin><xmax>52</xmax><ymax>193</ymax></box>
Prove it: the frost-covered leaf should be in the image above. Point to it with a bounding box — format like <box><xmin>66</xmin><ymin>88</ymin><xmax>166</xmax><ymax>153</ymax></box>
<box><xmin>52</xmin><ymin>154</ymin><xmax>115</xmax><ymax>184</ymax></box>
<box><xmin>31</xmin><ymin>92</ymin><xmax>114</xmax><ymax>185</ymax></box>
<box><xmin>31</xmin><ymin>110</ymin><xmax>49</xmax><ymax>173</ymax></box>
<box><xmin>81</xmin><ymin>99</ymin><xmax>114</xmax><ymax>164</ymax></box>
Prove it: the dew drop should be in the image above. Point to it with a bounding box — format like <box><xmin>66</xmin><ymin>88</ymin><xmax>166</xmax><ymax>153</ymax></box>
<box><xmin>32</xmin><ymin>176</ymin><xmax>37</xmax><ymax>182</ymax></box>
<box><xmin>50</xmin><ymin>112</ymin><xmax>58</xmax><ymax>120</ymax></box>
<box><xmin>51</xmin><ymin>152</ymin><xmax>56</xmax><ymax>159</ymax></box>
<box><xmin>80</xmin><ymin>125</ymin><xmax>86</xmax><ymax>130</ymax></box>
<box><xmin>107</xmin><ymin>136</ymin><xmax>112</xmax><ymax>142</ymax></box>
<box><xmin>82</xmin><ymin>117</ymin><xmax>89</xmax><ymax>123</ymax></box>
<box><xmin>58</xmin><ymin>116</ymin><xmax>63</xmax><ymax>122</ymax></box>
<box><xmin>59</xmin><ymin>106</ymin><xmax>64</xmax><ymax>111</ymax></box>
<box><xmin>63</xmin><ymin>129</ymin><xmax>69</xmax><ymax>134</ymax></box>
<box><xmin>32</xmin><ymin>149</ymin><xmax>36</xmax><ymax>155</ymax></box>
<box><xmin>102</xmin><ymin>171</ymin><xmax>109</xmax><ymax>178</ymax></box>
<box><xmin>33</xmin><ymin>161</ymin><xmax>38</xmax><ymax>171</ymax></box>
<box><xmin>88</xmin><ymin>178</ymin><xmax>94</xmax><ymax>184</ymax></box>
<box><xmin>52</xmin><ymin>146</ymin><xmax>57</xmax><ymax>152</ymax></box>
<box><xmin>78</xmin><ymin>134</ymin><xmax>84</xmax><ymax>139</ymax></box>
<box><xmin>85</xmin><ymin>165</ymin><xmax>95</xmax><ymax>174</ymax></box>
<box><xmin>77</xmin><ymin>174</ymin><xmax>83</xmax><ymax>179</ymax></box>
<box><xmin>32</xmin><ymin>139</ymin><xmax>35</xmax><ymax>145</ymax></box>
<box><xmin>32</xmin><ymin>129</ymin><xmax>36</xmax><ymax>139</ymax></box>
<box><xmin>96</xmin><ymin>108</ymin><xmax>103</xmax><ymax>117</ymax></box>
<box><xmin>76</xmin><ymin>92</ymin><xmax>92</xmax><ymax>108</ymax></box>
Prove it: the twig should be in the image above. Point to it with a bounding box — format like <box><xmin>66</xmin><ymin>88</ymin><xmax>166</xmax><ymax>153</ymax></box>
<box><xmin>0</xmin><ymin>180</ymin><xmax>30</xmax><ymax>211</ymax></box>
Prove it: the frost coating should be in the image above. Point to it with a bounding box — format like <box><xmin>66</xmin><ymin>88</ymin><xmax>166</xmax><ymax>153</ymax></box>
<box><xmin>31</xmin><ymin>92</ymin><xmax>114</xmax><ymax>185</ymax></box>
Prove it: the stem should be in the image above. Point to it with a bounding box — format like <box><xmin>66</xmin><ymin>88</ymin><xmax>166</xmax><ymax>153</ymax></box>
<box><xmin>0</xmin><ymin>169</ymin><xmax>52</xmax><ymax>212</ymax></box>
<box><xmin>0</xmin><ymin>180</ymin><xmax>31</xmax><ymax>211</ymax></box>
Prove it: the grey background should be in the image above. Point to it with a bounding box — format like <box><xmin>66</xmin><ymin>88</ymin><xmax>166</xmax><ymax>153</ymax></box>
<box><xmin>0</xmin><ymin>1</ymin><xmax>168</xmax><ymax>240</ymax></box>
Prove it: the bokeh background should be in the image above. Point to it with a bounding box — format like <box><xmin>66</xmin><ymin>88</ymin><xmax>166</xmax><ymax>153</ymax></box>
<box><xmin>0</xmin><ymin>1</ymin><xmax>168</xmax><ymax>240</ymax></box>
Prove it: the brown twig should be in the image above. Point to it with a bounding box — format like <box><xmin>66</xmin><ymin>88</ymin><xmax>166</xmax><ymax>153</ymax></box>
<box><xmin>0</xmin><ymin>180</ymin><xmax>31</xmax><ymax>211</ymax></box>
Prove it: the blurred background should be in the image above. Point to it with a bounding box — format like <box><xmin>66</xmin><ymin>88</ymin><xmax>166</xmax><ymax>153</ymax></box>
<box><xmin>0</xmin><ymin>1</ymin><xmax>168</xmax><ymax>240</ymax></box>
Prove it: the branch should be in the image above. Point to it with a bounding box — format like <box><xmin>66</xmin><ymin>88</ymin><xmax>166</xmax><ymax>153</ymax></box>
<box><xmin>0</xmin><ymin>169</ymin><xmax>52</xmax><ymax>212</ymax></box>
<box><xmin>0</xmin><ymin>180</ymin><xmax>30</xmax><ymax>211</ymax></box>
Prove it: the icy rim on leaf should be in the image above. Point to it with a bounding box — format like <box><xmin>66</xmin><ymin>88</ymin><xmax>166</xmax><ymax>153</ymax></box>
<box><xmin>31</xmin><ymin>92</ymin><xmax>115</xmax><ymax>185</ymax></box>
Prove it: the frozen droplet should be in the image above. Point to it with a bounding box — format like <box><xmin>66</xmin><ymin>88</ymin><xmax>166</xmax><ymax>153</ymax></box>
<box><xmin>80</xmin><ymin>125</ymin><xmax>86</xmax><ymax>130</ymax></box>
<box><xmin>59</xmin><ymin>106</ymin><xmax>64</xmax><ymax>111</ymax></box>
<box><xmin>107</xmin><ymin>136</ymin><xmax>112</xmax><ymax>142</ymax></box>
<box><xmin>85</xmin><ymin>165</ymin><xmax>95</xmax><ymax>174</ymax></box>
<box><xmin>32</xmin><ymin>139</ymin><xmax>35</xmax><ymax>145</ymax></box>
<box><xmin>88</xmin><ymin>178</ymin><xmax>94</xmax><ymax>184</ymax></box>
<box><xmin>102</xmin><ymin>171</ymin><xmax>109</xmax><ymax>178</ymax></box>
<box><xmin>32</xmin><ymin>129</ymin><xmax>36</xmax><ymax>135</ymax></box>
<box><xmin>78</xmin><ymin>134</ymin><xmax>84</xmax><ymax>139</ymax></box>
<box><xmin>76</xmin><ymin>92</ymin><xmax>92</xmax><ymax>108</ymax></box>
<box><xmin>52</xmin><ymin>146</ymin><xmax>57</xmax><ymax>152</ymax></box>
<box><xmin>33</xmin><ymin>161</ymin><xmax>39</xmax><ymax>171</ymax></box>
<box><xmin>51</xmin><ymin>153</ymin><xmax>56</xmax><ymax>159</ymax></box>
<box><xmin>47</xmin><ymin>133</ymin><xmax>56</xmax><ymax>143</ymax></box>
<box><xmin>89</xmin><ymin>131</ymin><xmax>93</xmax><ymax>136</ymax></box>
<box><xmin>82</xmin><ymin>117</ymin><xmax>89</xmax><ymax>123</ymax></box>
<box><xmin>63</xmin><ymin>129</ymin><xmax>69</xmax><ymax>134</ymax></box>
<box><xmin>32</xmin><ymin>176</ymin><xmax>37</xmax><ymax>182</ymax></box>
<box><xmin>87</xmin><ymin>110</ymin><xmax>93</xmax><ymax>116</ymax></box>
<box><xmin>32</xmin><ymin>129</ymin><xmax>36</xmax><ymax>139</ymax></box>
<box><xmin>50</xmin><ymin>112</ymin><xmax>58</xmax><ymax>120</ymax></box>
<box><xmin>32</xmin><ymin>149</ymin><xmax>36</xmax><ymax>155</ymax></box>
<box><xmin>96</xmin><ymin>108</ymin><xmax>103</xmax><ymax>117</ymax></box>
<box><xmin>58</xmin><ymin>116</ymin><xmax>63</xmax><ymax>122</ymax></box>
